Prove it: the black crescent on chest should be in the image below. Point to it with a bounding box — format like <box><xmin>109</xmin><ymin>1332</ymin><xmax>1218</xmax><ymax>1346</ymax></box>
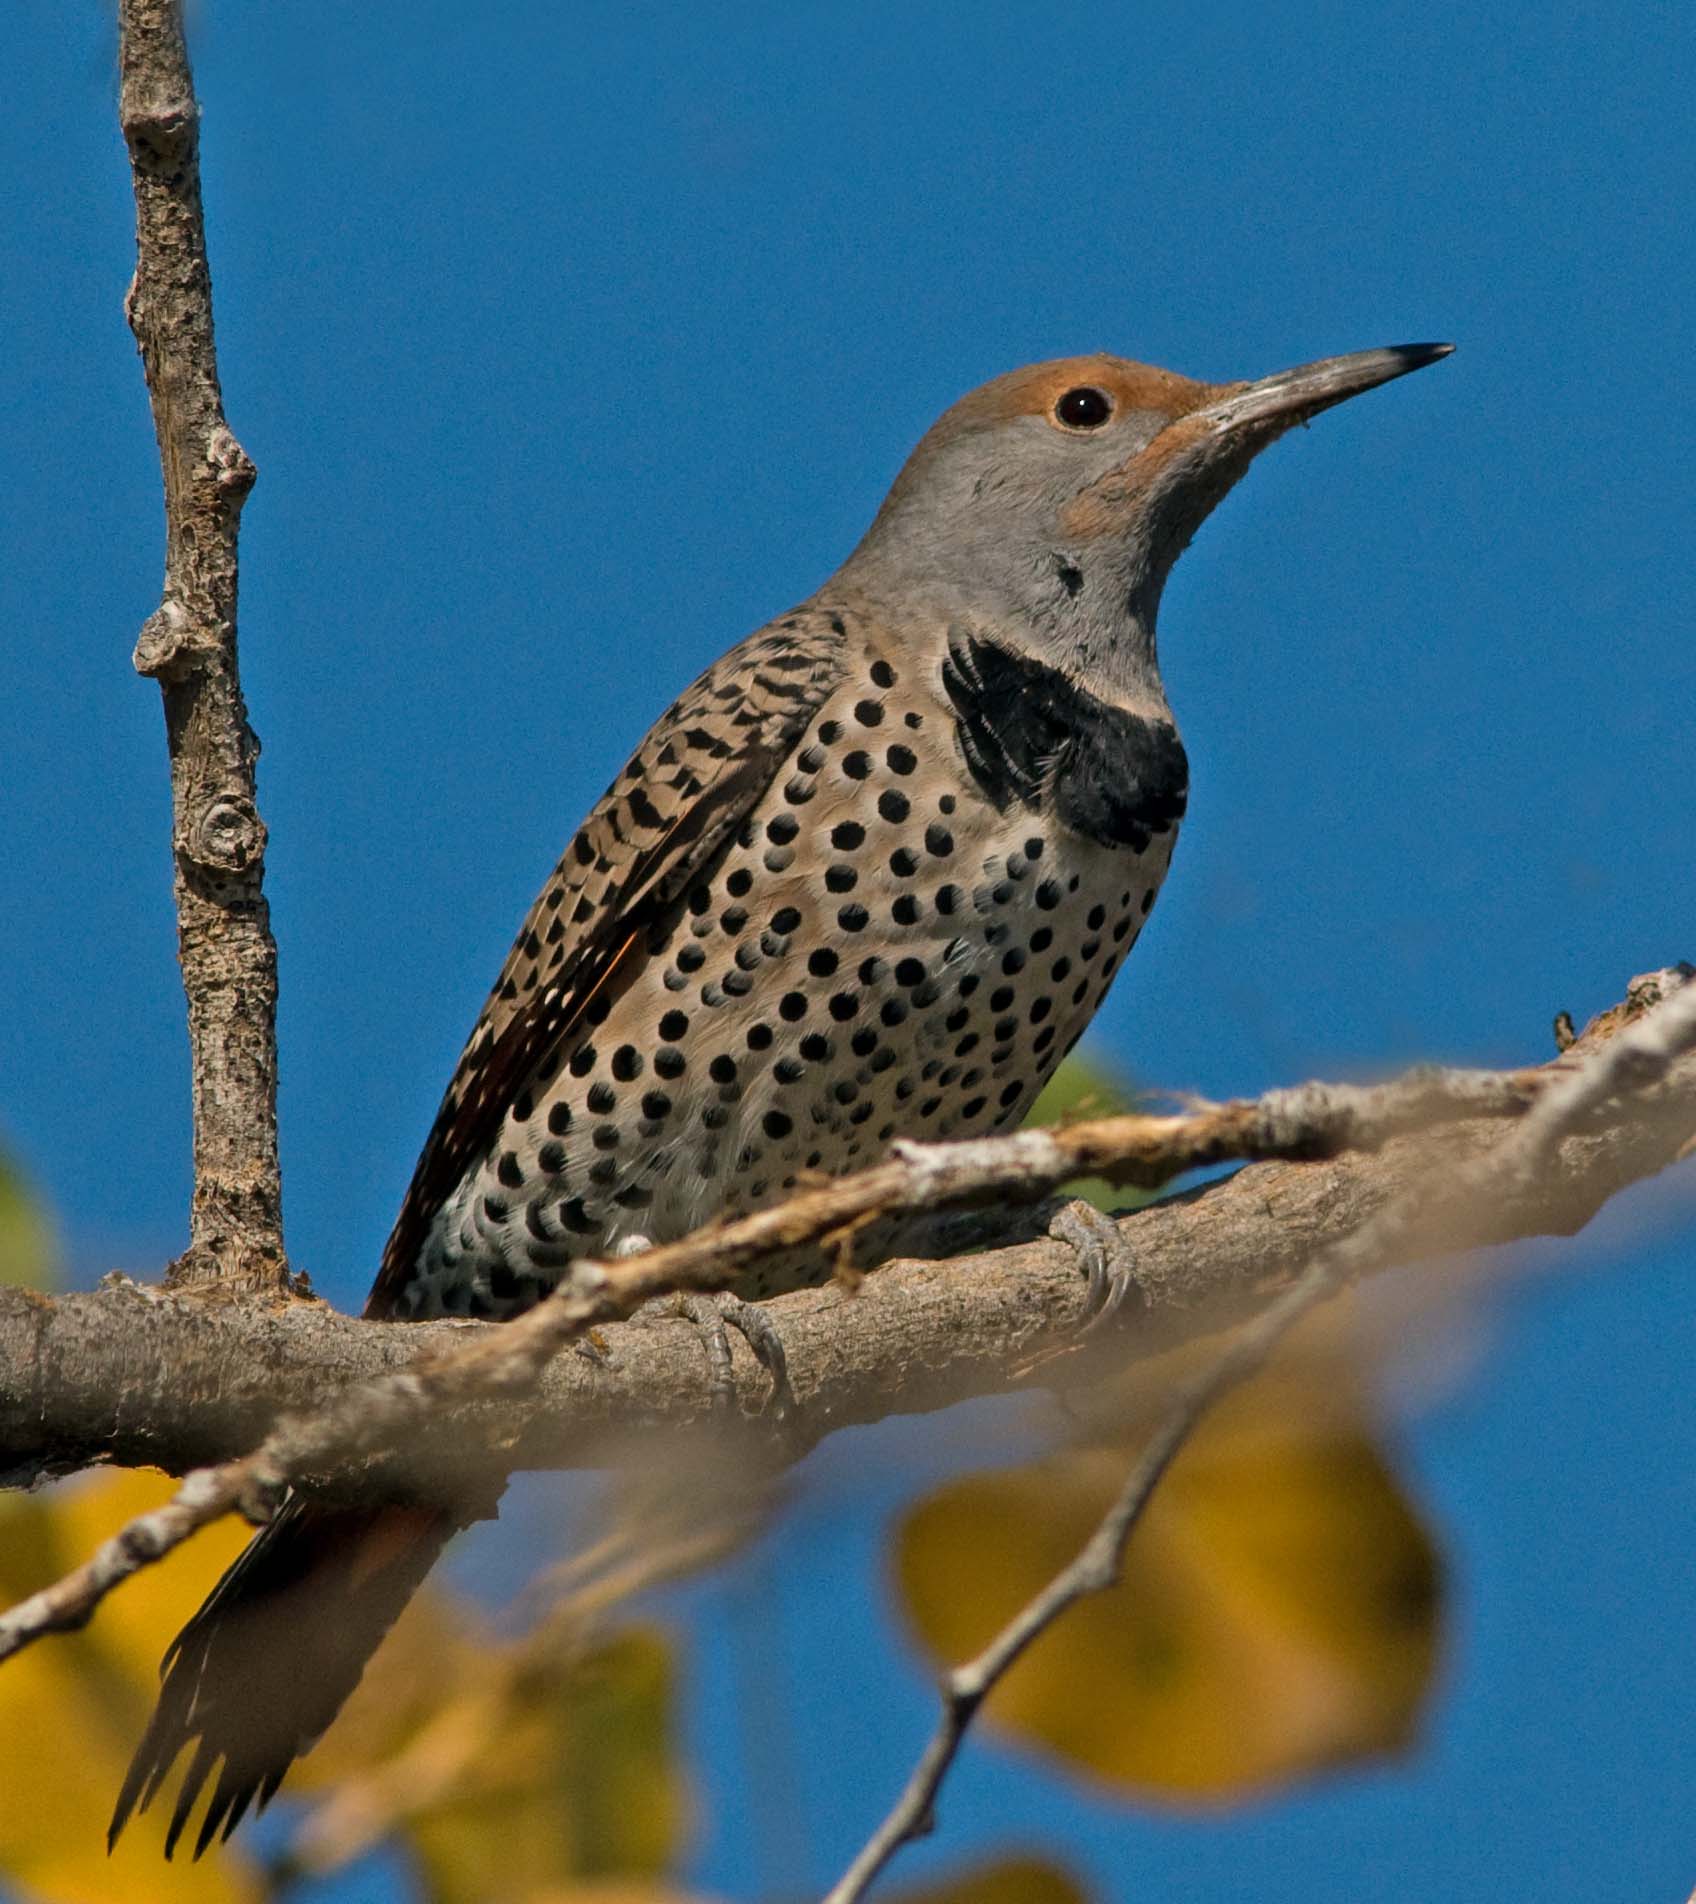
<box><xmin>941</xmin><ymin>629</ymin><xmax>1189</xmax><ymax>852</ymax></box>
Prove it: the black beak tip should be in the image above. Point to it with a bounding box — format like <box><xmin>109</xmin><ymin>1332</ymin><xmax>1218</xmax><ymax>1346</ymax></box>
<box><xmin>1392</xmin><ymin>341</ymin><xmax>1456</xmax><ymax>370</ymax></box>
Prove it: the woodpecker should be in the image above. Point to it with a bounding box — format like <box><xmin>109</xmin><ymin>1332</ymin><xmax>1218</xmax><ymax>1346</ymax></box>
<box><xmin>113</xmin><ymin>340</ymin><xmax>1451</xmax><ymax>1855</ymax></box>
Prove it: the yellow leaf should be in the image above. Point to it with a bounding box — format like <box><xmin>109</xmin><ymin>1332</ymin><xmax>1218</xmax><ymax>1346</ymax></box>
<box><xmin>522</xmin><ymin>1887</ymin><xmax>720</xmax><ymax>1904</ymax></box>
<box><xmin>0</xmin><ymin>1469</ymin><xmax>260</xmax><ymax>1900</ymax></box>
<box><xmin>0</xmin><ymin>1152</ymin><xmax>58</xmax><ymax>1290</ymax></box>
<box><xmin>888</xmin><ymin>1853</ymin><xmax>1092</xmax><ymax>1904</ymax></box>
<box><xmin>290</xmin><ymin>1580</ymin><xmax>686</xmax><ymax>1901</ymax></box>
<box><xmin>894</xmin><ymin>1334</ymin><xmax>1441</xmax><ymax>1804</ymax></box>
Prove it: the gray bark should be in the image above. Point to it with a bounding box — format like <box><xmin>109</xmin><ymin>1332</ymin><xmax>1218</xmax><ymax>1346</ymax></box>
<box><xmin>4</xmin><ymin>972</ymin><xmax>1690</xmax><ymax>1505</ymax></box>
<box><xmin>120</xmin><ymin>0</ymin><xmax>286</xmax><ymax>1291</ymax></box>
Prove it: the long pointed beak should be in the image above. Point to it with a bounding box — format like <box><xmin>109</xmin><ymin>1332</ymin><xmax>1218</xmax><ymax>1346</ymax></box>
<box><xmin>1061</xmin><ymin>340</ymin><xmax>1454</xmax><ymax>588</ymax></box>
<box><xmin>1200</xmin><ymin>342</ymin><xmax>1454</xmax><ymax>434</ymax></box>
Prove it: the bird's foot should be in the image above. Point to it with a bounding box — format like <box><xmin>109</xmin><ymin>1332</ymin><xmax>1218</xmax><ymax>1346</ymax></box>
<box><xmin>681</xmin><ymin>1291</ymin><xmax>795</xmax><ymax>1420</ymax></box>
<box><xmin>606</xmin><ymin>1235</ymin><xmax>794</xmax><ymax>1417</ymax></box>
<box><xmin>1048</xmin><ymin>1199</ymin><xmax>1142</xmax><ymax>1331</ymax></box>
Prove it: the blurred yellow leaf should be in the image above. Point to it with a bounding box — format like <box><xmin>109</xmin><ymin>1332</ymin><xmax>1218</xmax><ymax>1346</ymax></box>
<box><xmin>889</xmin><ymin>1853</ymin><xmax>1091</xmax><ymax>1903</ymax></box>
<box><xmin>409</xmin><ymin>1627</ymin><xmax>682</xmax><ymax>1904</ymax></box>
<box><xmin>894</xmin><ymin>1327</ymin><xmax>1441</xmax><ymax>1804</ymax></box>
<box><xmin>522</xmin><ymin>1888</ymin><xmax>719</xmax><ymax>1904</ymax></box>
<box><xmin>0</xmin><ymin>1151</ymin><xmax>58</xmax><ymax>1289</ymax></box>
<box><xmin>0</xmin><ymin>1469</ymin><xmax>259</xmax><ymax>1900</ymax></box>
<box><xmin>0</xmin><ymin>1459</ymin><xmax>688</xmax><ymax>1900</ymax></box>
<box><xmin>292</xmin><ymin>1579</ymin><xmax>686</xmax><ymax>1903</ymax></box>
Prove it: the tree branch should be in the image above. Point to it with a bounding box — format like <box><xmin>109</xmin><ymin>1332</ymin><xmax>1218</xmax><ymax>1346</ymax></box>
<box><xmin>119</xmin><ymin>0</ymin><xmax>285</xmax><ymax>1291</ymax></box>
<box><xmin>1</xmin><ymin>970</ymin><xmax>1691</xmax><ymax>1668</ymax></box>
<box><xmin>822</xmin><ymin>961</ymin><xmax>1696</xmax><ymax>1903</ymax></box>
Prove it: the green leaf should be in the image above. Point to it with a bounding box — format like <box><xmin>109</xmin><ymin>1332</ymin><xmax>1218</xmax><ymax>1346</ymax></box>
<box><xmin>1023</xmin><ymin>1053</ymin><xmax>1144</xmax><ymax>1213</ymax></box>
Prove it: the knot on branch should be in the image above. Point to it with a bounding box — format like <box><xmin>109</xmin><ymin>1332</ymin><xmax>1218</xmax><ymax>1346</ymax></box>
<box><xmin>133</xmin><ymin>598</ymin><xmax>213</xmax><ymax>679</ymax></box>
<box><xmin>121</xmin><ymin>99</ymin><xmax>198</xmax><ymax>175</ymax></box>
<box><xmin>1252</xmin><ymin>1081</ymin><xmax>1360</xmax><ymax>1154</ymax></box>
<box><xmin>1629</xmin><ymin>965</ymin><xmax>1696</xmax><ymax>1014</ymax></box>
<box><xmin>178</xmin><ymin>795</ymin><xmax>267</xmax><ymax>877</ymax></box>
<box><xmin>208</xmin><ymin>425</ymin><xmax>257</xmax><ymax>503</ymax></box>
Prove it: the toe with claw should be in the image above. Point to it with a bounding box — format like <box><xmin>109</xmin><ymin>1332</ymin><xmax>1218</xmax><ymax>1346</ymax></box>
<box><xmin>606</xmin><ymin>1235</ymin><xmax>795</xmax><ymax>1418</ymax></box>
<box><xmin>1049</xmin><ymin>1199</ymin><xmax>1143</xmax><ymax>1330</ymax></box>
<box><xmin>682</xmin><ymin>1291</ymin><xmax>795</xmax><ymax>1419</ymax></box>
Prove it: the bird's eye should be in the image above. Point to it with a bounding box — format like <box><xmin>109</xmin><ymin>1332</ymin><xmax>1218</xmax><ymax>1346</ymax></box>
<box><xmin>1054</xmin><ymin>386</ymin><xmax>1113</xmax><ymax>429</ymax></box>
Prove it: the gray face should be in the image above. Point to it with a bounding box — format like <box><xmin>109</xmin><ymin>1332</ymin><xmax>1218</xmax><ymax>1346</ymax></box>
<box><xmin>853</xmin><ymin>406</ymin><xmax>1173</xmax><ymax>604</ymax></box>
<box><xmin>832</xmin><ymin>355</ymin><xmax>1235</xmax><ymax>703</ymax></box>
<box><xmin>832</xmin><ymin>344</ymin><xmax>1453</xmax><ymax>704</ymax></box>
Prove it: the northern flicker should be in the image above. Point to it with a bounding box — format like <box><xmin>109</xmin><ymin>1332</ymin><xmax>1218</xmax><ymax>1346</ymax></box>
<box><xmin>112</xmin><ymin>340</ymin><xmax>1451</xmax><ymax>1854</ymax></box>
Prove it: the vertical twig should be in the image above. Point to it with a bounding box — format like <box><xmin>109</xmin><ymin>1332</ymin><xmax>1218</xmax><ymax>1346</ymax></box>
<box><xmin>118</xmin><ymin>0</ymin><xmax>286</xmax><ymax>1290</ymax></box>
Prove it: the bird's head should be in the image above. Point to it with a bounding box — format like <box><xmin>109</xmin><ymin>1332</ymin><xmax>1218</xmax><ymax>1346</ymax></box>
<box><xmin>839</xmin><ymin>343</ymin><xmax>1452</xmax><ymax>700</ymax></box>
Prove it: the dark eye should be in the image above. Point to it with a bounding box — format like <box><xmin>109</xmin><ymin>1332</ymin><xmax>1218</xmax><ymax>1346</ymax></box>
<box><xmin>1055</xmin><ymin>386</ymin><xmax>1113</xmax><ymax>429</ymax></box>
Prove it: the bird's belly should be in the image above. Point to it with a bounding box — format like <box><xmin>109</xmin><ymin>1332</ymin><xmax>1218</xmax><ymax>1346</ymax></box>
<box><xmin>403</xmin><ymin>815</ymin><xmax>1174</xmax><ymax>1321</ymax></box>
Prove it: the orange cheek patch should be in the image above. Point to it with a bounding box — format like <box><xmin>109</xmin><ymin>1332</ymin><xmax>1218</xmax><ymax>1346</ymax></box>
<box><xmin>1060</xmin><ymin>412</ymin><xmax>1221</xmax><ymax>540</ymax></box>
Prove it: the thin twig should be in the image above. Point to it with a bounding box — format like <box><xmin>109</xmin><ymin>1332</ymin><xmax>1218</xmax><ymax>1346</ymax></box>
<box><xmin>1</xmin><ymin>972</ymin><xmax>1692</xmax><ymax>1667</ymax></box>
<box><xmin>0</xmin><ymin>1462</ymin><xmax>262</xmax><ymax>1663</ymax></box>
<box><xmin>119</xmin><ymin>0</ymin><xmax>285</xmax><ymax>1291</ymax></box>
<box><xmin>822</xmin><ymin>966</ymin><xmax>1696</xmax><ymax>1904</ymax></box>
<box><xmin>823</xmin><ymin>1262</ymin><xmax>1339</xmax><ymax>1904</ymax></box>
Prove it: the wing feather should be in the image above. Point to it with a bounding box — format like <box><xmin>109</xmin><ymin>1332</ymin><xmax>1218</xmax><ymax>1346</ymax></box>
<box><xmin>366</xmin><ymin>612</ymin><xmax>848</xmax><ymax>1317</ymax></box>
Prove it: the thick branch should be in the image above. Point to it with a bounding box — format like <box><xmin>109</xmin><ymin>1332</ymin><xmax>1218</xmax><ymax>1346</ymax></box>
<box><xmin>2</xmin><ymin>972</ymin><xmax>1691</xmax><ymax>1510</ymax></box>
<box><xmin>0</xmin><ymin>968</ymin><xmax>1689</xmax><ymax>1669</ymax></box>
<box><xmin>7</xmin><ymin>966</ymin><xmax>1686</xmax><ymax>1772</ymax></box>
<box><xmin>120</xmin><ymin>0</ymin><xmax>284</xmax><ymax>1290</ymax></box>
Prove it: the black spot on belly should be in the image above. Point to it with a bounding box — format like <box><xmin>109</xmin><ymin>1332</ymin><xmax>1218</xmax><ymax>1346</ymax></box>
<box><xmin>941</xmin><ymin>629</ymin><xmax>1188</xmax><ymax>852</ymax></box>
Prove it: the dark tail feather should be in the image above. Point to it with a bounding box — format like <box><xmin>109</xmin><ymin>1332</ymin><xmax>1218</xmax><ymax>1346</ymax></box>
<box><xmin>110</xmin><ymin>1495</ymin><xmax>460</xmax><ymax>1859</ymax></box>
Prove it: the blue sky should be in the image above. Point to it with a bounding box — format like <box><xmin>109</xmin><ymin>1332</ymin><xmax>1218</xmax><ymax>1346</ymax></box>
<box><xmin>3</xmin><ymin>1</ymin><xmax>1695</xmax><ymax>1898</ymax></box>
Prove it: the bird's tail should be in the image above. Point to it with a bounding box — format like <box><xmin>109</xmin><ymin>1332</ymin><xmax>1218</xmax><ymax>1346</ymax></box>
<box><xmin>109</xmin><ymin>1495</ymin><xmax>460</xmax><ymax>1859</ymax></box>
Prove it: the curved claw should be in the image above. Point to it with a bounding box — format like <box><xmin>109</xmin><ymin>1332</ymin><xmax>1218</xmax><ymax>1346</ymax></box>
<box><xmin>683</xmin><ymin>1291</ymin><xmax>796</xmax><ymax>1419</ymax></box>
<box><xmin>1049</xmin><ymin>1199</ymin><xmax>1142</xmax><ymax>1332</ymax></box>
